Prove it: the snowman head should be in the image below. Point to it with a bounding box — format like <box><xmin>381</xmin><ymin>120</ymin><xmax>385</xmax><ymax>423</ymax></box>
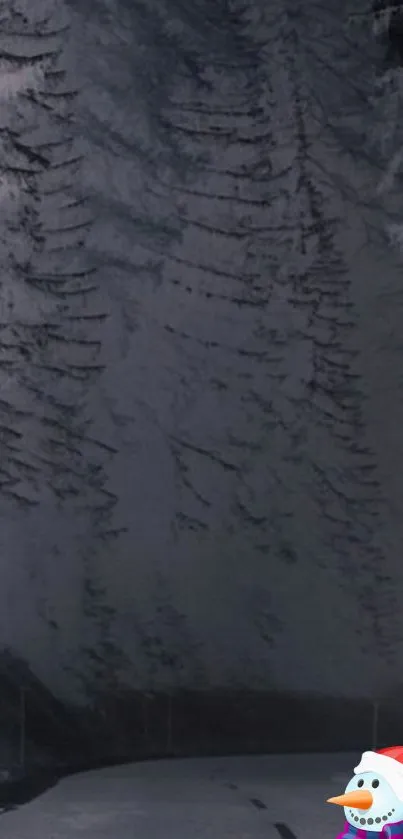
<box><xmin>327</xmin><ymin>748</ymin><xmax>403</xmax><ymax>832</ymax></box>
<box><xmin>342</xmin><ymin>771</ymin><xmax>400</xmax><ymax>830</ymax></box>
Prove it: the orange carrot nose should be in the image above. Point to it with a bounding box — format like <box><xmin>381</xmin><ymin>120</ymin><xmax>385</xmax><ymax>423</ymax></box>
<box><xmin>327</xmin><ymin>790</ymin><xmax>373</xmax><ymax>810</ymax></box>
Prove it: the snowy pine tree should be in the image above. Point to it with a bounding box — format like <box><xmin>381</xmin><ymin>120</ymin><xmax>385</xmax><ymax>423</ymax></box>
<box><xmin>2</xmin><ymin>0</ymin><xmax>399</xmax><ymax>702</ymax></box>
<box><xmin>0</xmin><ymin>0</ymin><xmax>122</xmax><ymax>696</ymax></box>
<box><xmin>59</xmin><ymin>0</ymin><xmax>403</xmax><ymax>699</ymax></box>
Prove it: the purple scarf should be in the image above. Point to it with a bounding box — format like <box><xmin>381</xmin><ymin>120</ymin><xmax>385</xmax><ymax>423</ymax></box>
<box><xmin>337</xmin><ymin>821</ymin><xmax>403</xmax><ymax>839</ymax></box>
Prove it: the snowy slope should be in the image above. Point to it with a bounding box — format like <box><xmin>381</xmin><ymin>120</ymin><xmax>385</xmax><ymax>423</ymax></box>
<box><xmin>0</xmin><ymin>753</ymin><xmax>356</xmax><ymax>839</ymax></box>
<box><xmin>2</xmin><ymin>0</ymin><xmax>403</xmax><ymax>704</ymax></box>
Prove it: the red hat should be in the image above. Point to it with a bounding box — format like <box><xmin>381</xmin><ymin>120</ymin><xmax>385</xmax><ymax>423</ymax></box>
<box><xmin>354</xmin><ymin>747</ymin><xmax>403</xmax><ymax>799</ymax></box>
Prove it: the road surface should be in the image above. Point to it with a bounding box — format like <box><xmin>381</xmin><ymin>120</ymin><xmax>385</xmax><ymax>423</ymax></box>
<box><xmin>0</xmin><ymin>752</ymin><xmax>356</xmax><ymax>839</ymax></box>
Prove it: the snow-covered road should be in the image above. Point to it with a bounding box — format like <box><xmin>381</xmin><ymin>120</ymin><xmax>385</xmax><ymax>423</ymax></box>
<box><xmin>0</xmin><ymin>752</ymin><xmax>358</xmax><ymax>839</ymax></box>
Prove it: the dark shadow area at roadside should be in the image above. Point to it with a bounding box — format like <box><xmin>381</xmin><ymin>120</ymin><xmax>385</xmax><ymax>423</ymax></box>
<box><xmin>1</xmin><ymin>648</ymin><xmax>403</xmax><ymax>814</ymax></box>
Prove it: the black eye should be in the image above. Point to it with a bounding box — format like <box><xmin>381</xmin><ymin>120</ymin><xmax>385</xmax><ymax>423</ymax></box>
<box><xmin>358</xmin><ymin>779</ymin><xmax>364</xmax><ymax>787</ymax></box>
<box><xmin>372</xmin><ymin>779</ymin><xmax>379</xmax><ymax>788</ymax></box>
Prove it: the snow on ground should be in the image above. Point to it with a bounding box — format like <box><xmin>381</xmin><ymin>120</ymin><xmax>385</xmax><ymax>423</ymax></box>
<box><xmin>0</xmin><ymin>752</ymin><xmax>359</xmax><ymax>839</ymax></box>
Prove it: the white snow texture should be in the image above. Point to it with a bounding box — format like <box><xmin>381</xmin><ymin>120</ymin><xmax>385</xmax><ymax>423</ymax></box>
<box><xmin>0</xmin><ymin>753</ymin><xmax>355</xmax><ymax>839</ymax></box>
<box><xmin>0</xmin><ymin>0</ymin><xmax>402</xmax><ymax>702</ymax></box>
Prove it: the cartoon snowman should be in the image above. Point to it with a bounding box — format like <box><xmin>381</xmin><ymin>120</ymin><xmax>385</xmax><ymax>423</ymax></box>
<box><xmin>328</xmin><ymin>747</ymin><xmax>403</xmax><ymax>838</ymax></box>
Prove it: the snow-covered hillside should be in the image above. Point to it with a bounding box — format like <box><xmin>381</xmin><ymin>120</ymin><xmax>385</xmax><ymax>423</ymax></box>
<box><xmin>2</xmin><ymin>0</ymin><xmax>403</xmax><ymax>706</ymax></box>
